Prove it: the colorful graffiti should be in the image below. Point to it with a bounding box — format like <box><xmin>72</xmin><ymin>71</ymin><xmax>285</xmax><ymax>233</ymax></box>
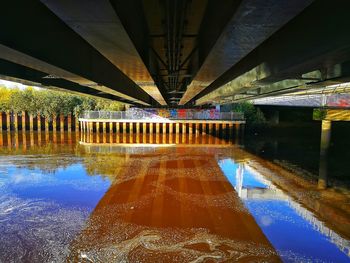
<box><xmin>128</xmin><ymin>108</ymin><xmax>223</xmax><ymax>120</ymax></box>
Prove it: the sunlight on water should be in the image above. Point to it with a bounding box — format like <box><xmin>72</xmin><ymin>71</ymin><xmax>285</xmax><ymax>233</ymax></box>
<box><xmin>0</xmin><ymin>132</ymin><xmax>349</xmax><ymax>262</ymax></box>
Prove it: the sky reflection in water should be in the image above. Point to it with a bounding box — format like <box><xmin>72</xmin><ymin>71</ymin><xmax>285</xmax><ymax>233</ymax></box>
<box><xmin>219</xmin><ymin>158</ymin><xmax>350</xmax><ymax>262</ymax></box>
<box><xmin>0</xmin><ymin>132</ymin><xmax>349</xmax><ymax>262</ymax></box>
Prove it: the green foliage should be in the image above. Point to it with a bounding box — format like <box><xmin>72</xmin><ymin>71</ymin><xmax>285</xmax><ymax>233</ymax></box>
<box><xmin>228</xmin><ymin>102</ymin><xmax>267</xmax><ymax>129</ymax></box>
<box><xmin>313</xmin><ymin>108</ymin><xmax>327</xmax><ymax>120</ymax></box>
<box><xmin>0</xmin><ymin>86</ymin><xmax>125</xmax><ymax>117</ymax></box>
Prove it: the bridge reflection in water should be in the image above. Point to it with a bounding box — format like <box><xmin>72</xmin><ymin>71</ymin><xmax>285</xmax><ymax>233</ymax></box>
<box><xmin>0</xmin><ymin>132</ymin><xmax>349</xmax><ymax>262</ymax></box>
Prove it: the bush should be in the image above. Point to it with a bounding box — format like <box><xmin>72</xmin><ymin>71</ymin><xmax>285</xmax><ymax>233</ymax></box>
<box><xmin>0</xmin><ymin>86</ymin><xmax>125</xmax><ymax>117</ymax></box>
<box><xmin>228</xmin><ymin>102</ymin><xmax>267</xmax><ymax>129</ymax></box>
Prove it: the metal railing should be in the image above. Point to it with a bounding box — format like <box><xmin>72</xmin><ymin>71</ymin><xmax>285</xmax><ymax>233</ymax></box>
<box><xmin>80</xmin><ymin>111</ymin><xmax>244</xmax><ymax>121</ymax></box>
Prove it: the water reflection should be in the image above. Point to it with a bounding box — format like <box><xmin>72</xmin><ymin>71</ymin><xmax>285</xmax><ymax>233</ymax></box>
<box><xmin>0</xmin><ymin>132</ymin><xmax>349</xmax><ymax>262</ymax></box>
<box><xmin>219</xmin><ymin>158</ymin><xmax>350</xmax><ymax>262</ymax></box>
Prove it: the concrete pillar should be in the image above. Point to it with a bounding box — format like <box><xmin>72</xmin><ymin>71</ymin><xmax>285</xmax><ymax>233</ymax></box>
<box><xmin>21</xmin><ymin>111</ymin><xmax>26</xmax><ymax>131</ymax></box>
<box><xmin>67</xmin><ymin>113</ymin><xmax>72</xmax><ymax>132</ymax></box>
<box><xmin>318</xmin><ymin>120</ymin><xmax>331</xmax><ymax>189</ymax></box>
<box><xmin>29</xmin><ymin>114</ymin><xmax>34</xmax><ymax>132</ymax></box>
<box><xmin>60</xmin><ymin>114</ymin><xmax>64</xmax><ymax>132</ymax></box>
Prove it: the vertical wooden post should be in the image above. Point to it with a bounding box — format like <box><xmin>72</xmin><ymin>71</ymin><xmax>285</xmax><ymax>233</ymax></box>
<box><xmin>162</xmin><ymin>123</ymin><xmax>166</xmax><ymax>134</ymax></box>
<box><xmin>96</xmin><ymin>122</ymin><xmax>100</xmax><ymax>133</ymax></box>
<box><xmin>202</xmin><ymin>123</ymin><xmax>206</xmax><ymax>135</ymax></box>
<box><xmin>67</xmin><ymin>113</ymin><xmax>72</xmax><ymax>132</ymax></box>
<box><xmin>21</xmin><ymin>111</ymin><xmax>26</xmax><ymax>131</ymax></box>
<box><xmin>116</xmin><ymin>122</ymin><xmax>120</xmax><ymax>133</ymax></box>
<box><xmin>156</xmin><ymin>123</ymin><xmax>160</xmax><ymax>134</ymax></box>
<box><xmin>189</xmin><ymin>123</ymin><xmax>192</xmax><ymax>134</ymax></box>
<box><xmin>169</xmin><ymin>123</ymin><xmax>173</xmax><ymax>134</ymax></box>
<box><xmin>129</xmin><ymin>122</ymin><xmax>133</xmax><ymax>133</ymax></box>
<box><xmin>52</xmin><ymin>114</ymin><xmax>57</xmax><ymax>132</ymax></box>
<box><xmin>6</xmin><ymin>111</ymin><xmax>11</xmax><ymax>131</ymax></box>
<box><xmin>150</xmin><ymin>123</ymin><xmax>153</xmax><ymax>134</ymax></box>
<box><xmin>14</xmin><ymin>112</ymin><xmax>18</xmax><ymax>131</ymax></box>
<box><xmin>175</xmin><ymin>123</ymin><xmax>179</xmax><ymax>134</ymax></box>
<box><xmin>229</xmin><ymin>123</ymin><xmax>233</xmax><ymax>138</ymax></box>
<box><xmin>29</xmin><ymin>114</ymin><xmax>34</xmax><ymax>131</ymax></box>
<box><xmin>122</xmin><ymin>122</ymin><xmax>126</xmax><ymax>134</ymax></box>
<box><xmin>75</xmin><ymin>116</ymin><xmax>79</xmax><ymax>132</ymax></box>
<box><xmin>109</xmin><ymin>122</ymin><xmax>113</xmax><ymax>134</ymax></box>
<box><xmin>143</xmin><ymin>122</ymin><xmax>146</xmax><ymax>134</ymax></box>
<box><xmin>136</xmin><ymin>122</ymin><xmax>140</xmax><ymax>134</ymax></box>
<box><xmin>102</xmin><ymin>122</ymin><xmax>106</xmax><ymax>134</ymax></box>
<box><xmin>0</xmin><ymin>112</ymin><xmax>2</xmax><ymax>132</ymax></box>
<box><xmin>45</xmin><ymin>117</ymin><xmax>49</xmax><ymax>132</ymax></box>
<box><xmin>89</xmin><ymin>122</ymin><xmax>93</xmax><ymax>133</ymax></box>
<box><xmin>60</xmin><ymin>114</ymin><xmax>65</xmax><ymax>132</ymax></box>
<box><xmin>235</xmin><ymin>123</ymin><xmax>240</xmax><ymax>138</ymax></box>
<box><xmin>195</xmin><ymin>123</ymin><xmax>199</xmax><ymax>135</ymax></box>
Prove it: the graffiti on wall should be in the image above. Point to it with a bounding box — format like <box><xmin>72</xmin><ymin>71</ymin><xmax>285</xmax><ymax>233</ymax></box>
<box><xmin>128</xmin><ymin>108</ymin><xmax>221</xmax><ymax>120</ymax></box>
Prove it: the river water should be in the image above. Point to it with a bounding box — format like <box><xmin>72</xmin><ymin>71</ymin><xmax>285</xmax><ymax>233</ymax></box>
<box><xmin>0</xmin><ymin>132</ymin><xmax>349</xmax><ymax>262</ymax></box>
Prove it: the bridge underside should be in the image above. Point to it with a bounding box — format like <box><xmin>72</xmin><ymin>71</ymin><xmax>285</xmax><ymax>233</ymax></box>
<box><xmin>1</xmin><ymin>1</ymin><xmax>350</xmax><ymax>107</ymax></box>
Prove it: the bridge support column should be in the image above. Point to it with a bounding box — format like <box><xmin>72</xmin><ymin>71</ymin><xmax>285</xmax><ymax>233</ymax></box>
<box><xmin>318</xmin><ymin>120</ymin><xmax>331</xmax><ymax>189</ymax></box>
